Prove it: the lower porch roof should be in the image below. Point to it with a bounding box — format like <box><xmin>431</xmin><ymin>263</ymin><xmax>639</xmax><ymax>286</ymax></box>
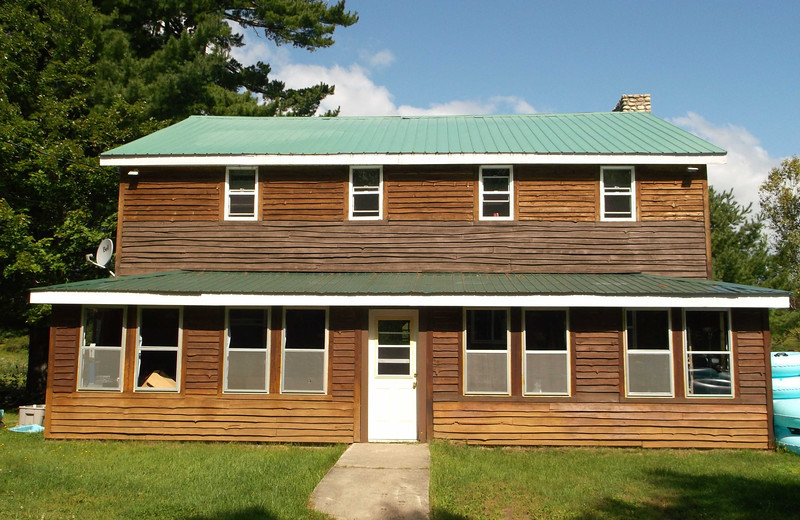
<box><xmin>30</xmin><ymin>271</ymin><xmax>790</xmax><ymax>309</ymax></box>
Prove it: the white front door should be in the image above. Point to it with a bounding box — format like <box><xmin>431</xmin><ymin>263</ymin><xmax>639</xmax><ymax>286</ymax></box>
<box><xmin>368</xmin><ymin>310</ymin><xmax>418</xmax><ymax>442</ymax></box>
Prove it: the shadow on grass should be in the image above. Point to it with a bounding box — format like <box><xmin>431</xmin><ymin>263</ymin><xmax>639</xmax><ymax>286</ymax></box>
<box><xmin>185</xmin><ymin>507</ymin><xmax>280</xmax><ymax>520</ymax></box>
<box><xmin>576</xmin><ymin>468</ymin><xmax>800</xmax><ymax>520</ymax></box>
<box><xmin>429</xmin><ymin>509</ymin><xmax>471</xmax><ymax>520</ymax></box>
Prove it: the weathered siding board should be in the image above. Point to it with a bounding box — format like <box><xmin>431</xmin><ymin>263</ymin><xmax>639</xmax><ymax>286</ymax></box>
<box><xmin>183</xmin><ymin>307</ymin><xmax>224</xmax><ymax>394</ymax></box>
<box><xmin>119</xmin><ymin>220</ymin><xmax>709</xmax><ymax>277</ymax></box>
<box><xmin>638</xmin><ymin>167</ymin><xmax>706</xmax><ymax>221</ymax></box>
<box><xmin>329</xmin><ymin>307</ymin><xmax>359</xmax><ymax>398</ymax></box>
<box><xmin>46</xmin><ymin>394</ymin><xmax>354</xmax><ymax>442</ymax></box>
<box><xmin>122</xmin><ymin>168</ymin><xmax>222</xmax><ymax>222</ymax></box>
<box><xmin>516</xmin><ymin>166</ymin><xmax>597</xmax><ymax>221</ymax></box>
<box><xmin>261</xmin><ymin>167</ymin><xmax>347</xmax><ymax>221</ymax></box>
<box><xmin>385</xmin><ymin>167</ymin><xmax>474</xmax><ymax>221</ymax></box>
<box><xmin>50</xmin><ymin>305</ymin><xmax>81</xmax><ymax>394</ymax></box>
<box><xmin>427</xmin><ymin>308</ymin><xmax>462</xmax><ymax>400</ymax></box>
<box><xmin>432</xmin><ymin>401</ymin><xmax>769</xmax><ymax>448</ymax></box>
<box><xmin>572</xmin><ymin>309</ymin><xmax>622</xmax><ymax>402</ymax></box>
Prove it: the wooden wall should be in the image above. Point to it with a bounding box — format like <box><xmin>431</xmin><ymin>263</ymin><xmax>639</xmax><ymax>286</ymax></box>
<box><xmin>45</xmin><ymin>306</ymin><xmax>357</xmax><ymax>443</ymax></box>
<box><xmin>45</xmin><ymin>305</ymin><xmax>771</xmax><ymax>448</ymax></box>
<box><xmin>118</xmin><ymin>220</ymin><xmax>709</xmax><ymax>278</ymax></box>
<box><xmin>429</xmin><ymin>307</ymin><xmax>772</xmax><ymax>449</ymax></box>
<box><xmin>121</xmin><ymin>168</ymin><xmax>221</xmax><ymax>222</ymax></box>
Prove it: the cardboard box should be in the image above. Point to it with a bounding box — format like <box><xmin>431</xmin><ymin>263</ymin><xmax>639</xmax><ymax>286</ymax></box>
<box><xmin>18</xmin><ymin>404</ymin><xmax>46</xmax><ymax>426</ymax></box>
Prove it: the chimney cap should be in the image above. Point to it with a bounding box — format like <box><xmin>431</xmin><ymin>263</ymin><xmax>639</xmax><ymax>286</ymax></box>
<box><xmin>613</xmin><ymin>94</ymin><xmax>651</xmax><ymax>112</ymax></box>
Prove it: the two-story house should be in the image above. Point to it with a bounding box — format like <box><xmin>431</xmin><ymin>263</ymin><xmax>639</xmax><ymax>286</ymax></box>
<box><xmin>31</xmin><ymin>95</ymin><xmax>790</xmax><ymax>447</ymax></box>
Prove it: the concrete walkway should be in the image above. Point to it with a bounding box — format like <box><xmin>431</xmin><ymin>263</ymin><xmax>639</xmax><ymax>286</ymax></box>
<box><xmin>310</xmin><ymin>443</ymin><xmax>430</xmax><ymax>520</ymax></box>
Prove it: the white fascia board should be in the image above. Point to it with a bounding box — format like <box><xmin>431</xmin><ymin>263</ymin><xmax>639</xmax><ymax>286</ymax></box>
<box><xmin>99</xmin><ymin>153</ymin><xmax>727</xmax><ymax>167</ymax></box>
<box><xmin>30</xmin><ymin>291</ymin><xmax>789</xmax><ymax>309</ymax></box>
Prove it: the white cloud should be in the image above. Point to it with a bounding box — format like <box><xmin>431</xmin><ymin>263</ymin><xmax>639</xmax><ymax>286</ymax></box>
<box><xmin>228</xmin><ymin>24</ymin><xmax>536</xmax><ymax>117</ymax></box>
<box><xmin>671</xmin><ymin>112</ymin><xmax>780</xmax><ymax>209</ymax></box>
<box><xmin>361</xmin><ymin>49</ymin><xmax>395</xmax><ymax>68</ymax></box>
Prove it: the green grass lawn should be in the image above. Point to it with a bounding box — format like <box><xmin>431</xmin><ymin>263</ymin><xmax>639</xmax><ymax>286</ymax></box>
<box><xmin>430</xmin><ymin>441</ymin><xmax>800</xmax><ymax>520</ymax></box>
<box><xmin>0</xmin><ymin>427</ymin><xmax>345</xmax><ymax>519</ymax></box>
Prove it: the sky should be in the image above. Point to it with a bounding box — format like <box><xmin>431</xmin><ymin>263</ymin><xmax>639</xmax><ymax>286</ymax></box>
<box><xmin>231</xmin><ymin>0</ymin><xmax>799</xmax><ymax>209</ymax></box>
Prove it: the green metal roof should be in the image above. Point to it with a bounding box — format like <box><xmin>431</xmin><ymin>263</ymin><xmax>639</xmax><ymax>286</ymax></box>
<box><xmin>31</xmin><ymin>271</ymin><xmax>784</xmax><ymax>298</ymax></box>
<box><xmin>100</xmin><ymin>113</ymin><xmax>726</xmax><ymax>159</ymax></box>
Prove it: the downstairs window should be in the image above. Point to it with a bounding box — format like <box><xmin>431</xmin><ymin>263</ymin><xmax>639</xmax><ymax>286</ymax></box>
<box><xmin>282</xmin><ymin>309</ymin><xmax>328</xmax><ymax>394</ymax></box>
<box><xmin>464</xmin><ymin>309</ymin><xmax>509</xmax><ymax>395</ymax></box>
<box><xmin>224</xmin><ymin>308</ymin><xmax>269</xmax><ymax>393</ymax></box>
<box><xmin>524</xmin><ymin>309</ymin><xmax>570</xmax><ymax>395</ymax></box>
<box><xmin>79</xmin><ymin>307</ymin><xmax>125</xmax><ymax>391</ymax></box>
<box><xmin>685</xmin><ymin>310</ymin><xmax>733</xmax><ymax>397</ymax></box>
<box><xmin>625</xmin><ymin>310</ymin><xmax>673</xmax><ymax>397</ymax></box>
<box><xmin>136</xmin><ymin>308</ymin><xmax>181</xmax><ymax>391</ymax></box>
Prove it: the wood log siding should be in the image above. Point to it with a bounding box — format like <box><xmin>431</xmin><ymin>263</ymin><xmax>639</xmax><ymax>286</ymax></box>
<box><xmin>261</xmin><ymin>167</ymin><xmax>347</xmax><ymax>221</ymax></box>
<box><xmin>117</xmin><ymin>165</ymin><xmax>708</xmax><ymax>224</ymax></box>
<box><xmin>516</xmin><ymin>166</ymin><xmax>597</xmax><ymax>221</ymax></box>
<box><xmin>118</xmin><ymin>220</ymin><xmax>710</xmax><ymax>278</ymax></box>
<box><xmin>428</xmin><ymin>307</ymin><xmax>772</xmax><ymax>448</ymax></box>
<box><xmin>45</xmin><ymin>305</ymin><xmax>357</xmax><ymax>443</ymax></box>
<box><xmin>637</xmin><ymin>168</ymin><xmax>706</xmax><ymax>221</ymax></box>
<box><xmin>385</xmin><ymin>167</ymin><xmax>475</xmax><ymax>221</ymax></box>
<box><xmin>121</xmin><ymin>167</ymin><xmax>222</xmax><ymax>221</ymax></box>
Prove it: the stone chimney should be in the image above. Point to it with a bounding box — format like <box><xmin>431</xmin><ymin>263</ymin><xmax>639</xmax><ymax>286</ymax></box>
<box><xmin>613</xmin><ymin>94</ymin><xmax>651</xmax><ymax>112</ymax></box>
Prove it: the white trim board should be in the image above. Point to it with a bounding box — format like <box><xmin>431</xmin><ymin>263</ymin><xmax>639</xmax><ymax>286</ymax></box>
<box><xmin>30</xmin><ymin>291</ymin><xmax>789</xmax><ymax>309</ymax></box>
<box><xmin>99</xmin><ymin>153</ymin><xmax>727</xmax><ymax>167</ymax></box>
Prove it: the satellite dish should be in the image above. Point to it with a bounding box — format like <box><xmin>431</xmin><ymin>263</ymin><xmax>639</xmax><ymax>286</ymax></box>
<box><xmin>86</xmin><ymin>238</ymin><xmax>116</xmax><ymax>277</ymax></box>
<box><xmin>96</xmin><ymin>238</ymin><xmax>114</xmax><ymax>267</ymax></box>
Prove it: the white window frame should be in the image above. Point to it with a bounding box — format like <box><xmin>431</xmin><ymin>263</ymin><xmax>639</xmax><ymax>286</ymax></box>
<box><xmin>522</xmin><ymin>308</ymin><xmax>570</xmax><ymax>397</ymax></box>
<box><xmin>223</xmin><ymin>308</ymin><xmax>270</xmax><ymax>394</ymax></box>
<box><xmin>683</xmin><ymin>309</ymin><xmax>734</xmax><ymax>398</ymax></box>
<box><xmin>134</xmin><ymin>307</ymin><xmax>183</xmax><ymax>393</ymax></box>
<box><xmin>463</xmin><ymin>308</ymin><xmax>511</xmax><ymax>395</ymax></box>
<box><xmin>280</xmin><ymin>307</ymin><xmax>329</xmax><ymax>395</ymax></box>
<box><xmin>624</xmin><ymin>309</ymin><xmax>674</xmax><ymax>398</ymax></box>
<box><xmin>479</xmin><ymin>166</ymin><xmax>514</xmax><ymax>221</ymax></box>
<box><xmin>225</xmin><ymin>166</ymin><xmax>258</xmax><ymax>221</ymax></box>
<box><xmin>78</xmin><ymin>306</ymin><xmax>126</xmax><ymax>392</ymax></box>
<box><xmin>349</xmin><ymin>166</ymin><xmax>383</xmax><ymax>220</ymax></box>
<box><xmin>600</xmin><ymin>166</ymin><xmax>636</xmax><ymax>221</ymax></box>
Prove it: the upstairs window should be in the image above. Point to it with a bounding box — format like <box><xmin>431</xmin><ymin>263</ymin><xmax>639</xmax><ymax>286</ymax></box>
<box><xmin>600</xmin><ymin>167</ymin><xmax>635</xmax><ymax>221</ymax></box>
<box><xmin>464</xmin><ymin>309</ymin><xmax>509</xmax><ymax>395</ymax></box>
<box><xmin>350</xmin><ymin>166</ymin><xmax>382</xmax><ymax>219</ymax></box>
<box><xmin>225</xmin><ymin>167</ymin><xmax>258</xmax><ymax>220</ymax></box>
<box><xmin>625</xmin><ymin>310</ymin><xmax>673</xmax><ymax>397</ymax></box>
<box><xmin>479</xmin><ymin>166</ymin><xmax>513</xmax><ymax>220</ymax></box>
<box><xmin>78</xmin><ymin>307</ymin><xmax>125</xmax><ymax>391</ymax></box>
<box><xmin>224</xmin><ymin>308</ymin><xmax>269</xmax><ymax>393</ymax></box>
<box><xmin>685</xmin><ymin>310</ymin><xmax>733</xmax><ymax>397</ymax></box>
<box><xmin>524</xmin><ymin>309</ymin><xmax>570</xmax><ymax>396</ymax></box>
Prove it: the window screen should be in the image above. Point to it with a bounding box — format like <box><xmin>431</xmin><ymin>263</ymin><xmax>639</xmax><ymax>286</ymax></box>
<box><xmin>226</xmin><ymin>168</ymin><xmax>257</xmax><ymax>219</ymax></box>
<box><xmin>480</xmin><ymin>167</ymin><xmax>512</xmax><ymax>219</ymax></box>
<box><xmin>465</xmin><ymin>309</ymin><xmax>509</xmax><ymax>394</ymax></box>
<box><xmin>626</xmin><ymin>310</ymin><xmax>672</xmax><ymax>396</ymax></box>
<box><xmin>282</xmin><ymin>309</ymin><xmax>327</xmax><ymax>393</ymax></box>
<box><xmin>601</xmin><ymin>167</ymin><xmax>634</xmax><ymax>220</ymax></box>
<box><xmin>225</xmin><ymin>308</ymin><xmax>269</xmax><ymax>392</ymax></box>
<box><xmin>79</xmin><ymin>307</ymin><xmax>125</xmax><ymax>391</ymax></box>
<box><xmin>350</xmin><ymin>167</ymin><xmax>382</xmax><ymax>219</ymax></box>
<box><xmin>524</xmin><ymin>310</ymin><xmax>569</xmax><ymax>395</ymax></box>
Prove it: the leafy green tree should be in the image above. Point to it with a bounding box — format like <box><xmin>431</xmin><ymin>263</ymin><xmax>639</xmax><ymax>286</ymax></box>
<box><xmin>760</xmin><ymin>157</ymin><xmax>800</xmax><ymax>287</ymax></box>
<box><xmin>759</xmin><ymin>157</ymin><xmax>800</xmax><ymax>350</ymax></box>
<box><xmin>709</xmin><ymin>187</ymin><xmax>774</xmax><ymax>286</ymax></box>
<box><xmin>0</xmin><ymin>0</ymin><xmax>357</xmax><ymax>399</ymax></box>
<box><xmin>91</xmin><ymin>0</ymin><xmax>357</xmax><ymax>122</ymax></box>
